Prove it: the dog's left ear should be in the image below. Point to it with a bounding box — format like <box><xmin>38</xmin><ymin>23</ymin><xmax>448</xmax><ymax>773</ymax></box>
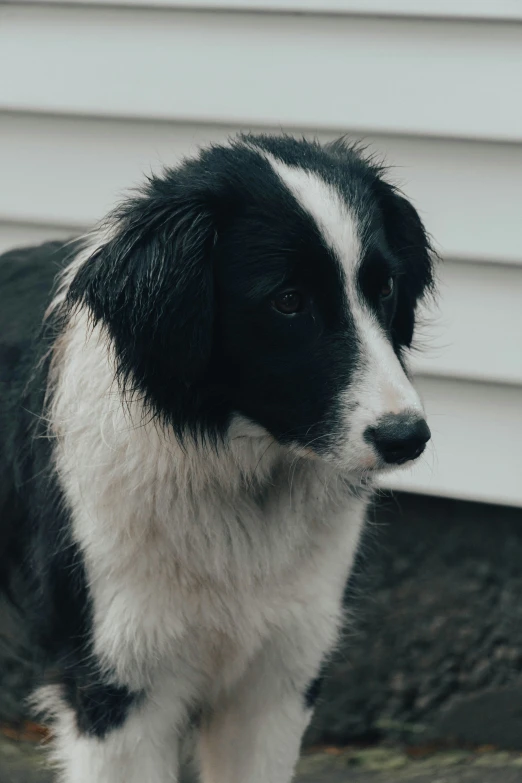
<box><xmin>67</xmin><ymin>180</ymin><xmax>216</xmax><ymax>411</ymax></box>
<box><xmin>374</xmin><ymin>180</ymin><xmax>434</xmax><ymax>347</ymax></box>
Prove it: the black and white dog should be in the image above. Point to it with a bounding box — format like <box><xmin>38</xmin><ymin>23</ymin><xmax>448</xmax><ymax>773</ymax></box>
<box><xmin>0</xmin><ymin>134</ymin><xmax>433</xmax><ymax>782</ymax></box>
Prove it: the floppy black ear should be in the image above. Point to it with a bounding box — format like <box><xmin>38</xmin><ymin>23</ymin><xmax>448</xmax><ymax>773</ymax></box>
<box><xmin>67</xmin><ymin>181</ymin><xmax>216</xmax><ymax>419</ymax></box>
<box><xmin>375</xmin><ymin>181</ymin><xmax>435</xmax><ymax>347</ymax></box>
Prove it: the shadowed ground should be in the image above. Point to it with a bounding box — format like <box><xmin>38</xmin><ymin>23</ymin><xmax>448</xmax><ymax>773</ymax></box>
<box><xmin>297</xmin><ymin>747</ymin><xmax>522</xmax><ymax>782</ymax></box>
<box><xmin>3</xmin><ymin>734</ymin><xmax>522</xmax><ymax>783</ymax></box>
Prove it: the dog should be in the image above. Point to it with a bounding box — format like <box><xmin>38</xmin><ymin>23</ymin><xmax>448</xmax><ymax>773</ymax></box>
<box><xmin>0</xmin><ymin>134</ymin><xmax>434</xmax><ymax>782</ymax></box>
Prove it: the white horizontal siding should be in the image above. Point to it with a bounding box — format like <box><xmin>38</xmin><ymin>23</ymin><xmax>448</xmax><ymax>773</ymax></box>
<box><xmin>380</xmin><ymin>377</ymin><xmax>522</xmax><ymax>508</ymax></box>
<box><xmin>1</xmin><ymin>114</ymin><xmax>521</xmax><ymax>266</ymax></box>
<box><xmin>14</xmin><ymin>0</ymin><xmax>522</xmax><ymax>22</ymax></box>
<box><xmin>414</xmin><ymin>262</ymin><xmax>522</xmax><ymax>387</ymax></box>
<box><xmin>2</xmin><ymin>7</ymin><xmax>522</xmax><ymax>142</ymax></box>
<box><xmin>0</xmin><ymin>222</ymin><xmax>78</xmax><ymax>257</ymax></box>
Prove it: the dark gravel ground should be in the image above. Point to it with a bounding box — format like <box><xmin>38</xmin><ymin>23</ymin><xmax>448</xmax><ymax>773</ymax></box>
<box><xmin>3</xmin><ymin>734</ymin><xmax>522</xmax><ymax>783</ymax></box>
<box><xmin>0</xmin><ymin>733</ymin><xmax>52</xmax><ymax>783</ymax></box>
<box><xmin>297</xmin><ymin>747</ymin><xmax>522</xmax><ymax>782</ymax></box>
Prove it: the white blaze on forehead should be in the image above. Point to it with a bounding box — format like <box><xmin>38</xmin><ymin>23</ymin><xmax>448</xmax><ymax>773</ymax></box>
<box><xmin>262</xmin><ymin>154</ymin><xmax>361</xmax><ymax>276</ymax></box>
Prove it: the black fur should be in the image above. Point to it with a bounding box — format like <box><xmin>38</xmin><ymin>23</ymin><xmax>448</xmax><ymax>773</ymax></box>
<box><xmin>64</xmin><ymin>679</ymin><xmax>144</xmax><ymax>739</ymax></box>
<box><xmin>0</xmin><ymin>242</ymin><xmax>140</xmax><ymax>737</ymax></box>
<box><xmin>304</xmin><ymin>675</ymin><xmax>325</xmax><ymax>710</ymax></box>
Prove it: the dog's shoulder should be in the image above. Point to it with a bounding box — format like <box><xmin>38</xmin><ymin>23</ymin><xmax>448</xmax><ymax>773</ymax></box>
<box><xmin>0</xmin><ymin>240</ymin><xmax>76</xmax><ymax>344</ymax></box>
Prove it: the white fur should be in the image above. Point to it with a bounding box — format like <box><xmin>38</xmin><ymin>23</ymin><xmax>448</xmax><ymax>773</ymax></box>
<box><xmin>264</xmin><ymin>154</ymin><xmax>361</xmax><ymax>270</ymax></box>
<box><xmin>337</xmin><ymin>308</ymin><xmax>424</xmax><ymax>472</ymax></box>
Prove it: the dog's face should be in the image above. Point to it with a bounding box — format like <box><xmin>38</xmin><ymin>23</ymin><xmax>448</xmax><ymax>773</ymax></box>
<box><xmin>70</xmin><ymin>135</ymin><xmax>434</xmax><ymax>476</ymax></box>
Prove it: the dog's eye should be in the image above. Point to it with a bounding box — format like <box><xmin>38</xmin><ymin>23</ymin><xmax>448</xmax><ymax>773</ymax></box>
<box><xmin>380</xmin><ymin>277</ymin><xmax>395</xmax><ymax>300</ymax></box>
<box><xmin>273</xmin><ymin>290</ymin><xmax>303</xmax><ymax>315</ymax></box>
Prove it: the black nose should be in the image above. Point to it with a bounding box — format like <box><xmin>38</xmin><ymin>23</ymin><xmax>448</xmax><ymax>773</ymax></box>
<box><xmin>365</xmin><ymin>413</ymin><xmax>431</xmax><ymax>465</ymax></box>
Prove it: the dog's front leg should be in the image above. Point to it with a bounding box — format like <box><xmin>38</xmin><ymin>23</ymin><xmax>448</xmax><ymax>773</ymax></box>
<box><xmin>199</xmin><ymin>636</ymin><xmax>327</xmax><ymax>783</ymax></box>
<box><xmin>38</xmin><ymin>678</ymin><xmax>184</xmax><ymax>783</ymax></box>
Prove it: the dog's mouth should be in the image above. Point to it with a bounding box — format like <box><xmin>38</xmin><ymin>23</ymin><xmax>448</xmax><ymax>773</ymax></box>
<box><xmin>327</xmin><ymin>435</ymin><xmax>429</xmax><ymax>480</ymax></box>
<box><xmin>371</xmin><ymin>445</ymin><xmax>428</xmax><ymax>479</ymax></box>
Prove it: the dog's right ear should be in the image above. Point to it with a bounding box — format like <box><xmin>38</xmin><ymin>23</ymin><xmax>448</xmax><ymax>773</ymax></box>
<box><xmin>67</xmin><ymin>177</ymin><xmax>217</xmax><ymax>417</ymax></box>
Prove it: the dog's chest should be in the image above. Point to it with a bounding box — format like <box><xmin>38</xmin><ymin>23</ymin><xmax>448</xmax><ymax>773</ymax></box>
<box><xmin>51</xmin><ymin>339</ymin><xmax>365</xmax><ymax>689</ymax></box>
<box><xmin>67</xmin><ymin>449</ymin><xmax>361</xmax><ymax>690</ymax></box>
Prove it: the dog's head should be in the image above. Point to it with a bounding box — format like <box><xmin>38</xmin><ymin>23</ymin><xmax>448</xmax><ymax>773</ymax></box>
<box><xmin>68</xmin><ymin>134</ymin><xmax>434</xmax><ymax>476</ymax></box>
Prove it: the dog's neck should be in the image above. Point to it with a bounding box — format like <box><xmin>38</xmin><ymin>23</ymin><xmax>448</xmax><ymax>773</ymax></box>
<box><xmin>45</xmin><ymin>306</ymin><xmax>369</xmax><ymax>686</ymax></box>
